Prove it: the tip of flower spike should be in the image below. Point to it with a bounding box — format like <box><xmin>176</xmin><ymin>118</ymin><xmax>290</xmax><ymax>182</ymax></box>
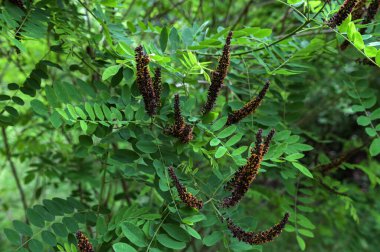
<box><xmin>226</xmin><ymin>31</ymin><xmax>233</xmax><ymax>44</ymax></box>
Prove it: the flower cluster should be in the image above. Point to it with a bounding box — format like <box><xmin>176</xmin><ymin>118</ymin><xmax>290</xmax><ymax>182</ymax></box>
<box><xmin>76</xmin><ymin>231</ymin><xmax>94</xmax><ymax>252</ymax></box>
<box><xmin>168</xmin><ymin>166</ymin><xmax>203</xmax><ymax>209</ymax></box>
<box><xmin>222</xmin><ymin>129</ymin><xmax>275</xmax><ymax>208</ymax></box>
<box><xmin>165</xmin><ymin>94</ymin><xmax>194</xmax><ymax>143</ymax></box>
<box><xmin>202</xmin><ymin>31</ymin><xmax>233</xmax><ymax>114</ymax></box>
<box><xmin>226</xmin><ymin>81</ymin><xmax>270</xmax><ymax>125</ymax></box>
<box><xmin>326</xmin><ymin>0</ymin><xmax>358</xmax><ymax>28</ymax></box>
<box><xmin>153</xmin><ymin>67</ymin><xmax>162</xmax><ymax>107</ymax></box>
<box><xmin>135</xmin><ymin>45</ymin><xmax>160</xmax><ymax>116</ymax></box>
<box><xmin>227</xmin><ymin>213</ymin><xmax>290</xmax><ymax>245</ymax></box>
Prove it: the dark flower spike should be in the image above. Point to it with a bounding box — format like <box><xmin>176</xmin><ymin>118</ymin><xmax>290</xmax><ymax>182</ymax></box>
<box><xmin>351</xmin><ymin>0</ymin><xmax>367</xmax><ymax>20</ymax></box>
<box><xmin>226</xmin><ymin>81</ymin><xmax>270</xmax><ymax>125</ymax></box>
<box><xmin>165</xmin><ymin>94</ymin><xmax>194</xmax><ymax>143</ymax></box>
<box><xmin>168</xmin><ymin>166</ymin><xmax>203</xmax><ymax>209</ymax></box>
<box><xmin>362</xmin><ymin>0</ymin><xmax>380</xmax><ymax>26</ymax></box>
<box><xmin>153</xmin><ymin>67</ymin><xmax>162</xmax><ymax>107</ymax></box>
<box><xmin>262</xmin><ymin>129</ymin><xmax>275</xmax><ymax>156</ymax></box>
<box><xmin>135</xmin><ymin>45</ymin><xmax>157</xmax><ymax>116</ymax></box>
<box><xmin>202</xmin><ymin>31</ymin><xmax>232</xmax><ymax>114</ymax></box>
<box><xmin>326</xmin><ymin>0</ymin><xmax>358</xmax><ymax>28</ymax></box>
<box><xmin>223</xmin><ymin>129</ymin><xmax>275</xmax><ymax>207</ymax></box>
<box><xmin>76</xmin><ymin>231</ymin><xmax>94</xmax><ymax>252</ymax></box>
<box><xmin>227</xmin><ymin>213</ymin><xmax>290</xmax><ymax>245</ymax></box>
<box><xmin>10</xmin><ymin>0</ymin><xmax>25</xmax><ymax>10</ymax></box>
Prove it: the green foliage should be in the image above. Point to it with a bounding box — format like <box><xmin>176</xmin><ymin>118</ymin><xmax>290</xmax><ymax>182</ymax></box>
<box><xmin>0</xmin><ymin>0</ymin><xmax>380</xmax><ymax>252</ymax></box>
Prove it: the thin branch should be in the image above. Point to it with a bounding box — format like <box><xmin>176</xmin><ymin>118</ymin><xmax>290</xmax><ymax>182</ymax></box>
<box><xmin>1</xmin><ymin>127</ymin><xmax>28</xmax><ymax>218</ymax></box>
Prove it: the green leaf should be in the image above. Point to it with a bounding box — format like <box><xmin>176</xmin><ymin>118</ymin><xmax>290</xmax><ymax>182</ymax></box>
<box><xmin>121</xmin><ymin>222</ymin><xmax>147</xmax><ymax>247</ymax></box>
<box><xmin>365</xmin><ymin>127</ymin><xmax>377</xmax><ymax>137</ymax></box>
<box><xmin>298</xmin><ymin>229</ymin><xmax>314</xmax><ymax>238</ymax></box>
<box><xmin>296</xmin><ymin>235</ymin><xmax>306</xmax><ymax>251</ymax></box>
<box><xmin>8</xmin><ymin>83</ymin><xmax>20</xmax><ymax>90</ymax></box>
<box><xmin>52</xmin><ymin>223</ymin><xmax>68</xmax><ymax>237</ymax></box>
<box><xmin>30</xmin><ymin>99</ymin><xmax>49</xmax><ymax>116</ymax></box>
<box><xmin>62</xmin><ymin>217</ymin><xmax>79</xmax><ymax>233</ymax></box>
<box><xmin>203</xmin><ymin>231</ymin><xmax>222</xmax><ymax>246</ymax></box>
<box><xmin>370</xmin><ymin>108</ymin><xmax>380</xmax><ymax>120</ymax></box>
<box><xmin>12</xmin><ymin>96</ymin><xmax>24</xmax><ymax>105</ymax></box>
<box><xmin>352</xmin><ymin>105</ymin><xmax>365</xmax><ymax>112</ymax></box>
<box><xmin>292</xmin><ymin>162</ymin><xmax>313</xmax><ymax>178</ymax></box>
<box><xmin>160</xmin><ymin>26</ymin><xmax>169</xmax><ymax>52</ymax></box>
<box><xmin>0</xmin><ymin>94</ymin><xmax>11</xmax><ymax>101</ymax></box>
<box><xmin>96</xmin><ymin>216</ymin><xmax>107</xmax><ymax>236</ymax></box>
<box><xmin>162</xmin><ymin>223</ymin><xmax>190</xmax><ymax>242</ymax></box>
<box><xmin>353</xmin><ymin>32</ymin><xmax>364</xmax><ymax>50</ymax></box>
<box><xmin>217</xmin><ymin>125</ymin><xmax>236</xmax><ymax>138</ymax></box>
<box><xmin>4</xmin><ymin>228</ymin><xmax>20</xmax><ymax>245</ymax></box>
<box><xmin>225</xmin><ymin>134</ymin><xmax>243</xmax><ymax>147</ymax></box>
<box><xmin>285</xmin><ymin>153</ymin><xmax>304</xmax><ymax>161</ymax></box>
<box><xmin>113</xmin><ymin>242</ymin><xmax>137</xmax><ymax>252</ymax></box>
<box><xmin>156</xmin><ymin>234</ymin><xmax>186</xmax><ymax>250</ymax></box>
<box><xmin>347</xmin><ymin>22</ymin><xmax>356</xmax><ymax>41</ymax></box>
<box><xmin>297</xmin><ymin>214</ymin><xmax>316</xmax><ymax>229</ymax></box>
<box><xmin>215</xmin><ymin>146</ymin><xmax>227</xmax><ymax>159</ymax></box>
<box><xmin>26</xmin><ymin>208</ymin><xmax>45</xmax><ymax>228</ymax></box>
<box><xmin>79</xmin><ymin>121</ymin><xmax>88</xmax><ymax>133</ymax></box>
<box><xmin>169</xmin><ymin>27</ymin><xmax>181</xmax><ymax>51</ymax></box>
<box><xmin>253</xmin><ymin>28</ymin><xmax>272</xmax><ymax>38</ymax></box>
<box><xmin>85</xmin><ymin>103</ymin><xmax>95</xmax><ymax>121</ymax></box>
<box><xmin>102</xmin><ymin>104</ymin><xmax>113</xmax><ymax>121</ymax></box>
<box><xmin>102</xmin><ymin>65</ymin><xmax>121</xmax><ymax>81</ymax></box>
<box><xmin>5</xmin><ymin>106</ymin><xmax>19</xmax><ymax>117</ymax></box>
<box><xmin>357</xmin><ymin>116</ymin><xmax>371</xmax><ymax>126</ymax></box>
<box><xmin>94</xmin><ymin>103</ymin><xmax>105</xmax><ymax>120</ymax></box>
<box><xmin>376</xmin><ymin>51</ymin><xmax>380</xmax><ymax>66</ymax></box>
<box><xmin>364</xmin><ymin>46</ymin><xmax>378</xmax><ymax>57</ymax></box>
<box><xmin>369</xmin><ymin>138</ymin><xmax>380</xmax><ymax>156</ymax></box>
<box><xmin>211</xmin><ymin>116</ymin><xmax>227</xmax><ymax>131</ymax></box>
<box><xmin>28</xmin><ymin>239</ymin><xmax>43</xmax><ymax>252</ymax></box>
<box><xmin>50</xmin><ymin>111</ymin><xmax>63</xmax><ymax>128</ymax></box>
<box><xmin>181</xmin><ymin>225</ymin><xmax>201</xmax><ymax>239</ymax></box>
<box><xmin>41</xmin><ymin>231</ymin><xmax>57</xmax><ymax>246</ymax></box>
<box><xmin>13</xmin><ymin>220</ymin><xmax>33</xmax><ymax>236</ymax></box>
<box><xmin>67</xmin><ymin>104</ymin><xmax>78</xmax><ymax>119</ymax></box>
<box><xmin>75</xmin><ymin>106</ymin><xmax>87</xmax><ymax>119</ymax></box>
<box><xmin>210</xmin><ymin>138</ymin><xmax>221</xmax><ymax>147</ymax></box>
<box><xmin>182</xmin><ymin>215</ymin><xmax>206</xmax><ymax>225</ymax></box>
<box><xmin>136</xmin><ymin>138</ymin><xmax>158</xmax><ymax>153</ymax></box>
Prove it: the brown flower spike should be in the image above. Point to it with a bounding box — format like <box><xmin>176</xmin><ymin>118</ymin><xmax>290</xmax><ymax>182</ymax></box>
<box><xmin>165</xmin><ymin>94</ymin><xmax>194</xmax><ymax>143</ymax></box>
<box><xmin>326</xmin><ymin>0</ymin><xmax>358</xmax><ymax>28</ymax></box>
<box><xmin>362</xmin><ymin>0</ymin><xmax>380</xmax><ymax>26</ymax></box>
<box><xmin>168</xmin><ymin>166</ymin><xmax>203</xmax><ymax>209</ymax></box>
<box><xmin>222</xmin><ymin>129</ymin><xmax>275</xmax><ymax>208</ymax></box>
<box><xmin>76</xmin><ymin>231</ymin><xmax>94</xmax><ymax>252</ymax></box>
<box><xmin>226</xmin><ymin>81</ymin><xmax>270</xmax><ymax>125</ymax></box>
<box><xmin>202</xmin><ymin>31</ymin><xmax>232</xmax><ymax>114</ymax></box>
<box><xmin>135</xmin><ymin>45</ymin><xmax>158</xmax><ymax>116</ymax></box>
<box><xmin>153</xmin><ymin>67</ymin><xmax>162</xmax><ymax>107</ymax></box>
<box><xmin>227</xmin><ymin>213</ymin><xmax>289</xmax><ymax>245</ymax></box>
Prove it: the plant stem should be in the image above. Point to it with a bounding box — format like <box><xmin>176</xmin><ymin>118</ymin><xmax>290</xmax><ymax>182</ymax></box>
<box><xmin>1</xmin><ymin>127</ymin><xmax>28</xmax><ymax>217</ymax></box>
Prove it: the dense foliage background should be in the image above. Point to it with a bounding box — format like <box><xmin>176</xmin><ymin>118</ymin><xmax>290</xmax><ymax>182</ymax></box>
<box><xmin>1</xmin><ymin>0</ymin><xmax>380</xmax><ymax>251</ymax></box>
